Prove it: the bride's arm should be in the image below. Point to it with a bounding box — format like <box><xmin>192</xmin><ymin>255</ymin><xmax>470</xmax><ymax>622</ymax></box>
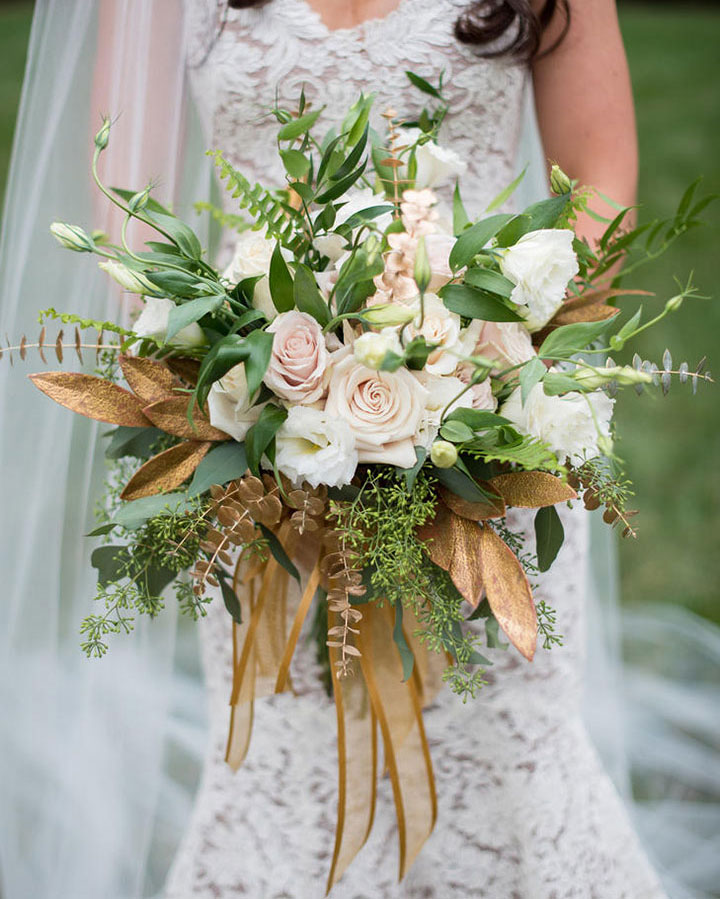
<box><xmin>532</xmin><ymin>0</ymin><xmax>638</xmax><ymax>244</ymax></box>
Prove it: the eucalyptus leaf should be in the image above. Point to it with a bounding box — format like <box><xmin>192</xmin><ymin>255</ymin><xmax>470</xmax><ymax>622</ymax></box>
<box><xmin>105</xmin><ymin>425</ymin><xmax>164</xmax><ymax>460</ymax></box>
<box><xmin>113</xmin><ymin>493</ymin><xmax>192</xmax><ymax>531</ymax></box>
<box><xmin>189</xmin><ymin>442</ymin><xmax>248</xmax><ymax>497</ymax></box>
<box><xmin>91</xmin><ymin>545</ymin><xmax>131</xmax><ymax>587</ymax></box>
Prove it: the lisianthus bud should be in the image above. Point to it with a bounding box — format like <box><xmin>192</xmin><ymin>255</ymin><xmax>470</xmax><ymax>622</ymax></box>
<box><xmin>414</xmin><ymin>235</ymin><xmax>432</xmax><ymax>294</ymax></box>
<box><xmin>665</xmin><ymin>294</ymin><xmax>684</xmax><ymax>313</ymax></box>
<box><xmin>575</xmin><ymin>365</ymin><xmax>652</xmax><ymax>389</ymax></box>
<box><xmin>614</xmin><ymin>366</ymin><xmax>653</xmax><ymax>386</ymax></box>
<box><xmin>94</xmin><ymin>117</ymin><xmax>111</xmax><ymax>150</ymax></box>
<box><xmin>98</xmin><ymin>259</ymin><xmax>156</xmax><ymax>295</ymax></box>
<box><xmin>550</xmin><ymin>164</ymin><xmax>573</xmax><ymax>196</ymax></box>
<box><xmin>430</xmin><ymin>440</ymin><xmax>458</xmax><ymax>468</ymax></box>
<box><xmin>362</xmin><ymin>303</ymin><xmax>415</xmax><ymax>327</ymax></box>
<box><xmin>353</xmin><ymin>330</ymin><xmax>400</xmax><ymax>370</ymax></box>
<box><xmin>128</xmin><ymin>187</ymin><xmax>150</xmax><ymax>213</ymax></box>
<box><xmin>50</xmin><ymin>222</ymin><xmax>94</xmax><ymax>253</ymax></box>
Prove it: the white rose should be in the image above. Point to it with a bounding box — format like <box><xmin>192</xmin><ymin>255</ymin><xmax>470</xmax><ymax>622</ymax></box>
<box><xmin>404</xmin><ymin>128</ymin><xmax>468</xmax><ymax>189</ymax></box>
<box><xmin>413</xmin><ymin>372</ymin><xmax>474</xmax><ymax>449</ymax></box>
<box><xmin>500</xmin><ymin>382</ymin><xmax>614</xmax><ymax>464</ymax></box>
<box><xmin>499</xmin><ymin>229</ymin><xmax>579</xmax><ymax>332</ymax></box>
<box><xmin>132</xmin><ymin>296</ymin><xmax>205</xmax><ymax>347</ymax></box>
<box><xmin>325</xmin><ymin>355</ymin><xmax>428</xmax><ymax>469</ymax></box>
<box><xmin>264</xmin><ymin>310</ymin><xmax>328</xmax><ymax>404</ymax></box>
<box><xmin>223</xmin><ymin>226</ymin><xmax>283</xmax><ymax>320</ymax></box>
<box><xmin>353</xmin><ymin>329</ymin><xmax>402</xmax><ymax>370</ymax></box>
<box><xmin>474</xmin><ymin>321</ymin><xmax>536</xmax><ymax>371</ymax></box>
<box><xmin>273</xmin><ymin>406</ymin><xmax>358</xmax><ymax>489</ymax></box>
<box><xmin>405</xmin><ymin>293</ymin><xmax>482</xmax><ymax>376</ymax></box>
<box><xmin>207</xmin><ymin>363</ymin><xmax>264</xmax><ymax>441</ymax></box>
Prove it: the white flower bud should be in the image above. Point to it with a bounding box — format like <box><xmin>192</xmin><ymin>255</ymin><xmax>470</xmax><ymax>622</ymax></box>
<box><xmin>362</xmin><ymin>303</ymin><xmax>416</xmax><ymax>327</ymax></box>
<box><xmin>353</xmin><ymin>330</ymin><xmax>401</xmax><ymax>370</ymax></box>
<box><xmin>50</xmin><ymin>222</ymin><xmax>94</xmax><ymax>253</ymax></box>
<box><xmin>430</xmin><ymin>440</ymin><xmax>458</xmax><ymax>468</ymax></box>
<box><xmin>550</xmin><ymin>164</ymin><xmax>573</xmax><ymax>196</ymax></box>
<box><xmin>98</xmin><ymin>259</ymin><xmax>156</xmax><ymax>295</ymax></box>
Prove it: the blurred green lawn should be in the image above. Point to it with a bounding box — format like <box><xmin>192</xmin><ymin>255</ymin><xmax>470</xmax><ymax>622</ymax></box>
<box><xmin>0</xmin><ymin>3</ymin><xmax>718</xmax><ymax>621</ymax></box>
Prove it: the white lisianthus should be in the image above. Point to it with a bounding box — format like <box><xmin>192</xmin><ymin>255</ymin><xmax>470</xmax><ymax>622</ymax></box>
<box><xmin>313</xmin><ymin>189</ymin><xmax>393</xmax><ymax>263</ymax></box>
<box><xmin>405</xmin><ymin>293</ymin><xmax>482</xmax><ymax>376</ymax></box>
<box><xmin>499</xmin><ymin>229</ymin><xmax>579</xmax><ymax>332</ymax></box>
<box><xmin>325</xmin><ymin>356</ymin><xmax>428</xmax><ymax>469</ymax></box>
<box><xmin>273</xmin><ymin>406</ymin><xmax>358</xmax><ymax>489</ymax></box>
<box><xmin>413</xmin><ymin>372</ymin><xmax>474</xmax><ymax>449</ymax></box>
<box><xmin>223</xmin><ymin>226</ymin><xmax>285</xmax><ymax>319</ymax></box>
<box><xmin>99</xmin><ymin>259</ymin><xmax>156</xmax><ymax>295</ymax></box>
<box><xmin>207</xmin><ymin>363</ymin><xmax>264</xmax><ymax>442</ymax></box>
<box><xmin>500</xmin><ymin>382</ymin><xmax>614</xmax><ymax>464</ymax></box>
<box><xmin>403</xmin><ymin>128</ymin><xmax>468</xmax><ymax>189</ymax></box>
<box><xmin>50</xmin><ymin>222</ymin><xmax>93</xmax><ymax>252</ymax></box>
<box><xmin>353</xmin><ymin>329</ymin><xmax>402</xmax><ymax>370</ymax></box>
<box><xmin>133</xmin><ymin>296</ymin><xmax>205</xmax><ymax>347</ymax></box>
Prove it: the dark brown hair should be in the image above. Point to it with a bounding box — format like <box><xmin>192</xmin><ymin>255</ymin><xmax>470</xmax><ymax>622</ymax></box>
<box><xmin>227</xmin><ymin>0</ymin><xmax>569</xmax><ymax>62</ymax></box>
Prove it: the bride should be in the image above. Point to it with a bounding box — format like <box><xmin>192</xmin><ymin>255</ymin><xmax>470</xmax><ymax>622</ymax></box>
<box><xmin>0</xmin><ymin>2</ymin><xmax>712</xmax><ymax>898</ymax></box>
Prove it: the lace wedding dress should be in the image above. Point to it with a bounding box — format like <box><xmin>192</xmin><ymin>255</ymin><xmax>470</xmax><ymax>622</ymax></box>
<box><xmin>165</xmin><ymin>2</ymin><xmax>668</xmax><ymax>896</ymax></box>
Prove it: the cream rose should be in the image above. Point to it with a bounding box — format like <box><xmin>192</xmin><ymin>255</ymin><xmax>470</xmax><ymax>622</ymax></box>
<box><xmin>500</xmin><ymin>382</ymin><xmax>614</xmax><ymax>464</ymax></box>
<box><xmin>499</xmin><ymin>229</ymin><xmax>579</xmax><ymax>332</ymax></box>
<box><xmin>263</xmin><ymin>311</ymin><xmax>329</xmax><ymax>404</ymax></box>
<box><xmin>325</xmin><ymin>356</ymin><xmax>428</xmax><ymax>468</ymax></box>
<box><xmin>207</xmin><ymin>363</ymin><xmax>264</xmax><ymax>441</ymax></box>
<box><xmin>273</xmin><ymin>406</ymin><xmax>358</xmax><ymax>489</ymax></box>
<box><xmin>405</xmin><ymin>293</ymin><xmax>482</xmax><ymax>376</ymax></box>
<box><xmin>132</xmin><ymin>296</ymin><xmax>205</xmax><ymax>347</ymax></box>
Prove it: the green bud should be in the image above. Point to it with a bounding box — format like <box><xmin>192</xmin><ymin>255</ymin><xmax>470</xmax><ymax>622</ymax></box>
<box><xmin>575</xmin><ymin>364</ymin><xmax>652</xmax><ymax>390</ymax></box>
<box><xmin>94</xmin><ymin>117</ymin><xmax>111</xmax><ymax>151</ymax></box>
<box><xmin>128</xmin><ymin>187</ymin><xmax>150</xmax><ymax>214</ymax></box>
<box><xmin>98</xmin><ymin>259</ymin><xmax>155</xmax><ymax>295</ymax></box>
<box><xmin>50</xmin><ymin>222</ymin><xmax>94</xmax><ymax>253</ymax></box>
<box><xmin>430</xmin><ymin>440</ymin><xmax>458</xmax><ymax>469</ymax></box>
<box><xmin>665</xmin><ymin>294</ymin><xmax>684</xmax><ymax>313</ymax></box>
<box><xmin>614</xmin><ymin>365</ymin><xmax>653</xmax><ymax>386</ymax></box>
<box><xmin>549</xmin><ymin>164</ymin><xmax>573</xmax><ymax>196</ymax></box>
<box><xmin>414</xmin><ymin>235</ymin><xmax>432</xmax><ymax>294</ymax></box>
<box><xmin>362</xmin><ymin>303</ymin><xmax>415</xmax><ymax>327</ymax></box>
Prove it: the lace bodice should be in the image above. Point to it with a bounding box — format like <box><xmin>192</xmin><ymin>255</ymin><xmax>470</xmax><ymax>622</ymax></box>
<box><xmin>185</xmin><ymin>0</ymin><xmax>527</xmax><ymax>217</ymax></box>
<box><xmin>163</xmin><ymin>3</ymin><xmax>668</xmax><ymax>896</ymax></box>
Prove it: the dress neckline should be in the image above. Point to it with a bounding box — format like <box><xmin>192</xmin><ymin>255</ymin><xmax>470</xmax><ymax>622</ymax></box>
<box><xmin>296</xmin><ymin>0</ymin><xmax>413</xmax><ymax>36</ymax></box>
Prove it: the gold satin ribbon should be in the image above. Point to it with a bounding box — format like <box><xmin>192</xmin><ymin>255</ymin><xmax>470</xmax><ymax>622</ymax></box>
<box><xmin>275</xmin><ymin>558</ymin><xmax>321</xmax><ymax>694</ymax></box>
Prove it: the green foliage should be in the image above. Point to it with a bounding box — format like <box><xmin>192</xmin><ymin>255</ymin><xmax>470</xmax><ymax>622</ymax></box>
<box><xmin>534</xmin><ymin>506</ymin><xmax>565</xmax><ymax>573</ymax></box>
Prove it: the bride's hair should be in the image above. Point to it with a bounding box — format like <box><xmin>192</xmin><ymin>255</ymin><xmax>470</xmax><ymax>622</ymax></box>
<box><xmin>227</xmin><ymin>0</ymin><xmax>569</xmax><ymax>61</ymax></box>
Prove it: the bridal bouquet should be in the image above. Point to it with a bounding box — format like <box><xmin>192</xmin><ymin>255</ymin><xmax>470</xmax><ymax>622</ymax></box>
<box><xmin>6</xmin><ymin>74</ymin><xmax>711</xmax><ymax>887</ymax></box>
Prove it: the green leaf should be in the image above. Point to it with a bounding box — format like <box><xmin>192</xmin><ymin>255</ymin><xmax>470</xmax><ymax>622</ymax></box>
<box><xmin>111</xmin><ymin>188</ymin><xmax>171</xmax><ymax>216</ymax></box>
<box><xmin>542</xmin><ymin>372</ymin><xmax>584</xmax><ymax>395</ymax></box>
<box><xmin>435</xmin><ymin>466</ymin><xmax>491</xmax><ymax>504</ymax></box>
<box><xmin>463</xmin><ymin>267</ymin><xmax>515</xmax><ymax>298</ymax></box>
<box><xmin>145</xmin><ymin>269</ymin><xmax>205</xmax><ymax>296</ymax></box>
<box><xmin>280</xmin><ymin>149</ymin><xmax>311</xmax><ymax>179</ymax></box>
<box><xmin>278</xmin><ymin>108</ymin><xmax>322</xmax><ymax>141</ymax></box>
<box><xmin>440</xmin><ymin>284</ymin><xmax>522</xmax><ymax>322</ymax></box>
<box><xmin>145</xmin><ymin>564</ymin><xmax>176</xmax><ymax>597</ymax></box>
<box><xmin>293</xmin><ymin>263</ymin><xmax>331</xmax><ymax>325</ymax></box>
<box><xmin>334</xmin><ymin>244</ymin><xmax>384</xmax><ymax>316</ymax></box>
<box><xmin>453</xmin><ymin>181</ymin><xmax>470</xmax><ymax>235</ymax></box>
<box><xmin>258</xmin><ymin>523</ymin><xmax>301</xmax><ymax>583</ymax></box>
<box><xmin>86</xmin><ymin>523</ymin><xmax>117</xmax><ymax>538</ymax></box>
<box><xmin>519</xmin><ymin>356</ymin><xmax>547</xmax><ymax>405</ymax></box>
<box><xmin>91</xmin><ymin>545</ymin><xmax>132</xmax><ymax>587</ymax></box>
<box><xmin>485</xmin><ymin>614</ymin><xmax>508</xmax><ymax>650</ymax></box>
<box><xmin>315</xmin><ymin>159</ymin><xmax>368</xmax><ymax>204</ymax></box>
<box><xmin>403</xmin><ymin>336</ymin><xmax>436</xmax><ymax>371</ymax></box>
<box><xmin>343</xmin><ymin>92</ymin><xmax>375</xmax><ymax>147</ymax></box>
<box><xmin>113</xmin><ymin>493</ymin><xmax>192</xmax><ymax>531</ymax></box>
<box><xmin>218</xmin><ymin>572</ymin><xmax>243</xmax><ymax>624</ymax></box>
<box><xmin>341</xmin><ymin>204</ymin><xmax>393</xmax><ymax>231</ymax></box>
<box><xmin>166</xmin><ymin>295</ymin><xmax>223</xmax><ymax>342</ymax></box>
<box><xmin>538</xmin><ymin>316</ymin><xmax>619</xmax><ymax>359</ymax></box>
<box><xmin>444</xmin><ymin>408</ymin><xmax>510</xmax><ymax>430</ymax></box>
<box><xmin>105</xmin><ymin>425</ymin><xmax>164</xmax><ymax>460</ymax></box>
<box><xmin>495</xmin><ymin>195</ymin><xmax>570</xmax><ymax>247</ymax></box>
<box><xmin>393</xmin><ymin>600</ymin><xmax>415</xmax><ymax>682</ymax></box>
<box><xmin>269</xmin><ymin>243</ymin><xmax>295</xmax><ymax>313</ymax></box>
<box><xmin>448</xmin><ymin>213</ymin><xmax>513</xmax><ymax>270</ymax></box>
<box><xmin>534</xmin><ymin>505</ymin><xmax>565</xmax><ymax>572</ymax></box>
<box><xmin>330</xmin><ymin>125</ymin><xmax>369</xmax><ymax>182</ymax></box>
<box><xmin>245</xmin><ymin>404</ymin><xmax>288</xmax><ymax>476</ymax></box>
<box><xmin>405</xmin><ymin>70</ymin><xmax>442</xmax><ymax>99</ymax></box>
<box><xmin>439</xmin><ymin>420</ymin><xmax>475</xmax><ymax>443</ymax></box>
<box><xmin>485</xmin><ymin>166</ymin><xmax>527</xmax><ymax>213</ymax></box>
<box><xmin>189</xmin><ymin>442</ymin><xmax>248</xmax><ymax>496</ymax></box>
<box><xmin>145</xmin><ymin>211</ymin><xmax>203</xmax><ymax>260</ymax></box>
<box><xmin>399</xmin><ymin>446</ymin><xmax>426</xmax><ymax>492</ymax></box>
<box><xmin>195</xmin><ymin>328</ymin><xmax>274</xmax><ymax>408</ymax></box>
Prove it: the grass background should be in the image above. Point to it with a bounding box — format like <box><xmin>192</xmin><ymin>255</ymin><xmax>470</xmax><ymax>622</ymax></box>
<box><xmin>0</xmin><ymin>2</ymin><xmax>718</xmax><ymax>622</ymax></box>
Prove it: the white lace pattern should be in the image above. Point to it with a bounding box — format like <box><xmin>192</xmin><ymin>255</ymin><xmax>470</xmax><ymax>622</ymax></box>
<box><xmin>165</xmin><ymin>2</ymin><xmax>668</xmax><ymax>896</ymax></box>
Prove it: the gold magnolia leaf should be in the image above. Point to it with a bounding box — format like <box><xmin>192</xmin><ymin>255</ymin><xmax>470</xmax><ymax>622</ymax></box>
<box><xmin>488</xmin><ymin>472</ymin><xmax>577</xmax><ymax>508</ymax></box>
<box><xmin>476</xmin><ymin>525</ymin><xmax>537</xmax><ymax>661</ymax></box>
<box><xmin>164</xmin><ymin>357</ymin><xmax>201</xmax><ymax>386</ymax></box>
<box><xmin>417</xmin><ymin>503</ymin><xmax>484</xmax><ymax>607</ymax></box>
<box><xmin>439</xmin><ymin>484</ymin><xmax>505</xmax><ymax>521</ymax></box>
<box><xmin>119</xmin><ymin>355</ymin><xmax>178</xmax><ymax>405</ymax></box>
<box><xmin>143</xmin><ymin>397</ymin><xmax>229</xmax><ymax>441</ymax></box>
<box><xmin>120</xmin><ymin>440</ymin><xmax>213</xmax><ymax>501</ymax></box>
<box><xmin>29</xmin><ymin>372</ymin><xmax>150</xmax><ymax>427</ymax></box>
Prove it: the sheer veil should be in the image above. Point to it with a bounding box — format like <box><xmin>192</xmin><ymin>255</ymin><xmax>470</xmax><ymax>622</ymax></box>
<box><xmin>0</xmin><ymin>3</ymin><xmax>717</xmax><ymax>897</ymax></box>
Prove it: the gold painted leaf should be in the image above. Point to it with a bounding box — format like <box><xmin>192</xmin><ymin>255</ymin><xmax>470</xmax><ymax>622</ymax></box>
<box><xmin>165</xmin><ymin>357</ymin><xmax>201</xmax><ymax>386</ymax></box>
<box><xmin>476</xmin><ymin>525</ymin><xmax>537</xmax><ymax>661</ymax></box>
<box><xmin>489</xmin><ymin>472</ymin><xmax>577</xmax><ymax>508</ymax></box>
<box><xmin>120</xmin><ymin>440</ymin><xmax>213</xmax><ymax>500</ymax></box>
<box><xmin>143</xmin><ymin>397</ymin><xmax>229</xmax><ymax>441</ymax></box>
<box><xmin>439</xmin><ymin>484</ymin><xmax>505</xmax><ymax>521</ymax></box>
<box><xmin>119</xmin><ymin>355</ymin><xmax>177</xmax><ymax>405</ymax></box>
<box><xmin>417</xmin><ymin>503</ymin><xmax>484</xmax><ymax>607</ymax></box>
<box><xmin>416</xmin><ymin>500</ymin><xmax>455</xmax><ymax>572</ymax></box>
<box><xmin>29</xmin><ymin>372</ymin><xmax>150</xmax><ymax>427</ymax></box>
